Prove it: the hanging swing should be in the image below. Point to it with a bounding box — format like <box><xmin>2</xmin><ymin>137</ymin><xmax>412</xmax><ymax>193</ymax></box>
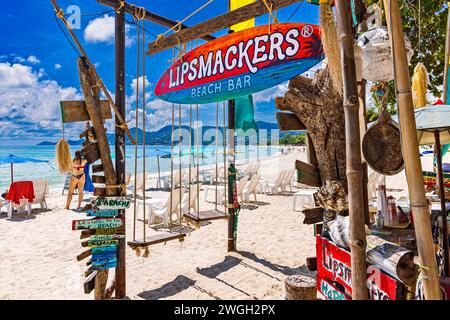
<box><xmin>183</xmin><ymin>99</ymin><xmax>228</xmax><ymax>225</ymax></box>
<box><xmin>127</xmin><ymin>20</ymin><xmax>186</xmax><ymax>252</ymax></box>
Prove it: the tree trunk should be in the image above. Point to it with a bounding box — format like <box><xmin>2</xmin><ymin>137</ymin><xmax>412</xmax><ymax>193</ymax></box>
<box><xmin>281</xmin><ymin>66</ymin><xmax>347</xmax><ymax>187</ymax></box>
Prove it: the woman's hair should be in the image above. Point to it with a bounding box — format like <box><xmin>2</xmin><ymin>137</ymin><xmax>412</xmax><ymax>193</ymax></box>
<box><xmin>74</xmin><ymin>150</ymin><xmax>82</xmax><ymax>162</ymax></box>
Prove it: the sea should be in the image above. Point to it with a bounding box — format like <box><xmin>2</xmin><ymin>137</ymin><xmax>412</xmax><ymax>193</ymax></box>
<box><xmin>0</xmin><ymin>145</ymin><xmax>281</xmax><ymax>191</ymax></box>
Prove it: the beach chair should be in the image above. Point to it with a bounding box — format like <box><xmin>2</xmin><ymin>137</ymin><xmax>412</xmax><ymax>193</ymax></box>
<box><xmin>281</xmin><ymin>168</ymin><xmax>296</xmax><ymax>193</ymax></box>
<box><xmin>204</xmin><ymin>175</ymin><xmax>249</xmax><ymax>205</ymax></box>
<box><xmin>181</xmin><ymin>183</ymin><xmax>201</xmax><ymax>215</ymax></box>
<box><xmin>148</xmin><ymin>188</ymin><xmax>185</xmax><ymax>227</ymax></box>
<box><xmin>163</xmin><ymin>170</ymin><xmax>185</xmax><ymax>189</ymax></box>
<box><xmin>27</xmin><ymin>179</ymin><xmax>48</xmax><ymax>211</ymax></box>
<box><xmin>242</xmin><ymin>174</ymin><xmax>260</xmax><ymax>202</ymax></box>
<box><xmin>264</xmin><ymin>170</ymin><xmax>287</xmax><ymax>194</ymax></box>
<box><xmin>204</xmin><ymin>167</ymin><xmax>223</xmax><ymax>185</ymax></box>
<box><xmin>252</xmin><ymin>162</ymin><xmax>260</xmax><ymax>176</ymax></box>
<box><xmin>128</xmin><ymin>172</ymin><xmax>149</xmax><ymax>197</ymax></box>
<box><xmin>184</xmin><ymin>168</ymin><xmax>200</xmax><ymax>187</ymax></box>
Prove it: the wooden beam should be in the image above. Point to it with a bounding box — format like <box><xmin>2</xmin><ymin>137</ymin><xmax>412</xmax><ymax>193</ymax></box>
<box><xmin>276</xmin><ymin>112</ymin><xmax>306</xmax><ymax>131</ymax></box>
<box><xmin>147</xmin><ymin>0</ymin><xmax>302</xmax><ymax>55</ymax></box>
<box><xmin>77</xmin><ymin>248</ymin><xmax>92</xmax><ymax>261</ymax></box>
<box><xmin>97</xmin><ymin>0</ymin><xmax>215</xmax><ymax>42</ymax></box>
<box><xmin>60</xmin><ymin>100</ymin><xmax>111</xmax><ymax>123</ymax></box>
<box><xmin>92</xmin><ymin>175</ymin><xmax>106</xmax><ymax>184</ymax></box>
<box><xmin>82</xmin><ymin>143</ymin><xmax>100</xmax><ymax>164</ymax></box>
<box><xmin>295</xmin><ymin>160</ymin><xmax>321</xmax><ymax>187</ymax></box>
<box><xmin>92</xmin><ymin>164</ymin><xmax>104</xmax><ymax>173</ymax></box>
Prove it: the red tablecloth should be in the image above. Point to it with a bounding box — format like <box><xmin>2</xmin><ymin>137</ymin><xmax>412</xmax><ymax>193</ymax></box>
<box><xmin>6</xmin><ymin>181</ymin><xmax>35</xmax><ymax>205</ymax></box>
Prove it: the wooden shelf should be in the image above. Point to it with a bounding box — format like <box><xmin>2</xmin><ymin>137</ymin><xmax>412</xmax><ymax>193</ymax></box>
<box><xmin>184</xmin><ymin>210</ymin><xmax>228</xmax><ymax>223</ymax></box>
<box><xmin>127</xmin><ymin>232</ymin><xmax>186</xmax><ymax>248</ymax></box>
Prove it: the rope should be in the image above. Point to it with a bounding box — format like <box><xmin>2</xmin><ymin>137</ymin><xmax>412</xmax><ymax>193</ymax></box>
<box><xmin>262</xmin><ymin>0</ymin><xmax>279</xmax><ymax>33</ymax></box>
<box><xmin>115</xmin><ymin>0</ymin><xmax>126</xmax><ymax>14</ymax></box>
<box><xmin>132</xmin><ymin>19</ymin><xmax>141</xmax><ymax>242</ymax></box>
<box><xmin>155</xmin><ymin>0</ymin><xmax>214</xmax><ymax>45</ymax></box>
<box><xmin>54</xmin><ymin>13</ymin><xmax>81</xmax><ymax>57</ymax></box>
<box><xmin>142</xmin><ymin>18</ymin><xmax>147</xmax><ymax>242</ymax></box>
<box><xmin>105</xmin><ymin>184</ymin><xmax>128</xmax><ymax>194</ymax></box>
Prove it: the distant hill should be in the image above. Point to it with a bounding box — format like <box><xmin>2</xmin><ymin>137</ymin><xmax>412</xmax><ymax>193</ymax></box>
<box><xmin>36</xmin><ymin>121</ymin><xmax>283</xmax><ymax>146</ymax></box>
<box><xmin>37</xmin><ymin>140</ymin><xmax>82</xmax><ymax>146</ymax></box>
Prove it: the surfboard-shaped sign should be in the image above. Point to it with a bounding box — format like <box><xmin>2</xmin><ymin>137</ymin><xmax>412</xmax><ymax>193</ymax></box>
<box><xmin>154</xmin><ymin>23</ymin><xmax>324</xmax><ymax>104</ymax></box>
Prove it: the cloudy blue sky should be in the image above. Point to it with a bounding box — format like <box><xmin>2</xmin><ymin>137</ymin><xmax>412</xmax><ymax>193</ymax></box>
<box><xmin>0</xmin><ymin>0</ymin><xmax>321</xmax><ymax>145</ymax></box>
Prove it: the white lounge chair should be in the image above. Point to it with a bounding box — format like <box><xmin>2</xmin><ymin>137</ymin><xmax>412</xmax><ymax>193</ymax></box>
<box><xmin>163</xmin><ymin>170</ymin><xmax>185</xmax><ymax>189</ymax></box>
<box><xmin>242</xmin><ymin>174</ymin><xmax>260</xmax><ymax>202</ymax></box>
<box><xmin>204</xmin><ymin>175</ymin><xmax>249</xmax><ymax>205</ymax></box>
<box><xmin>148</xmin><ymin>187</ymin><xmax>185</xmax><ymax>227</ymax></box>
<box><xmin>184</xmin><ymin>168</ymin><xmax>200</xmax><ymax>187</ymax></box>
<box><xmin>181</xmin><ymin>183</ymin><xmax>201</xmax><ymax>215</ymax></box>
<box><xmin>128</xmin><ymin>172</ymin><xmax>150</xmax><ymax>196</ymax></box>
<box><xmin>281</xmin><ymin>168</ymin><xmax>296</xmax><ymax>193</ymax></box>
<box><xmin>264</xmin><ymin>170</ymin><xmax>287</xmax><ymax>194</ymax></box>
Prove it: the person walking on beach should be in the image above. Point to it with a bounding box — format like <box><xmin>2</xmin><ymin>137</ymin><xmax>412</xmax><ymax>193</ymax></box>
<box><xmin>65</xmin><ymin>150</ymin><xmax>87</xmax><ymax>210</ymax></box>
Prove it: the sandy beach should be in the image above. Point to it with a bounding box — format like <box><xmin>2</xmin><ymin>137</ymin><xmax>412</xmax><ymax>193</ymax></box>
<box><xmin>0</xmin><ymin>148</ymin><xmax>444</xmax><ymax>300</ymax></box>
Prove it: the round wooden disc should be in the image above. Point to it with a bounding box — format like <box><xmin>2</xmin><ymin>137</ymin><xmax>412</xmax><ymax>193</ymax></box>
<box><xmin>362</xmin><ymin>122</ymin><xmax>404</xmax><ymax>176</ymax></box>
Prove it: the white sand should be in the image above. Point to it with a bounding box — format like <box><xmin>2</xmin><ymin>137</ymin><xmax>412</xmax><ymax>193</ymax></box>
<box><xmin>0</xmin><ymin>149</ymin><xmax>443</xmax><ymax>299</ymax></box>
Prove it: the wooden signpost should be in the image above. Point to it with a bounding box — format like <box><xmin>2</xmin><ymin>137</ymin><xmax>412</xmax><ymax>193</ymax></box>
<box><xmin>91</xmin><ymin>197</ymin><xmax>131</xmax><ymax>210</ymax></box>
<box><xmin>72</xmin><ymin>217</ymin><xmax>124</xmax><ymax>230</ymax></box>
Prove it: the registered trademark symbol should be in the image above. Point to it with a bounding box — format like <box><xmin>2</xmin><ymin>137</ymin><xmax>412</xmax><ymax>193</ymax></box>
<box><xmin>301</xmin><ymin>25</ymin><xmax>313</xmax><ymax>38</ymax></box>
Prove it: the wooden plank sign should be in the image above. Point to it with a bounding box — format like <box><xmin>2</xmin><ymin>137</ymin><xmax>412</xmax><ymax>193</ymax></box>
<box><xmin>316</xmin><ymin>236</ymin><xmax>405</xmax><ymax>300</ymax></box>
<box><xmin>72</xmin><ymin>217</ymin><xmax>124</xmax><ymax>230</ymax></box>
<box><xmin>91</xmin><ymin>245</ymin><xmax>117</xmax><ymax>270</ymax></box>
<box><xmin>423</xmin><ymin>171</ymin><xmax>450</xmax><ymax>188</ymax></box>
<box><xmin>60</xmin><ymin>100</ymin><xmax>112</xmax><ymax>123</ymax></box>
<box><xmin>91</xmin><ymin>197</ymin><xmax>131</xmax><ymax>210</ymax></box>
<box><xmin>317</xmin><ymin>275</ymin><xmax>350</xmax><ymax>300</ymax></box>
<box><xmin>88</xmin><ymin>239</ymin><xmax>119</xmax><ymax>248</ymax></box>
<box><xmin>154</xmin><ymin>23</ymin><xmax>324</xmax><ymax>104</ymax></box>
<box><xmin>295</xmin><ymin>160</ymin><xmax>321</xmax><ymax>187</ymax></box>
<box><xmin>86</xmin><ymin>209</ymin><xmax>120</xmax><ymax>217</ymax></box>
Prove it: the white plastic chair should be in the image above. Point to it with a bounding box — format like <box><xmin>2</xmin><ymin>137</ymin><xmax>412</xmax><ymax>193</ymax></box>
<box><xmin>264</xmin><ymin>170</ymin><xmax>287</xmax><ymax>194</ymax></box>
<box><xmin>28</xmin><ymin>179</ymin><xmax>48</xmax><ymax>211</ymax></box>
<box><xmin>242</xmin><ymin>174</ymin><xmax>260</xmax><ymax>202</ymax></box>
<box><xmin>148</xmin><ymin>187</ymin><xmax>185</xmax><ymax>227</ymax></box>
<box><xmin>281</xmin><ymin>169</ymin><xmax>296</xmax><ymax>193</ymax></box>
<box><xmin>204</xmin><ymin>175</ymin><xmax>249</xmax><ymax>205</ymax></box>
<box><xmin>128</xmin><ymin>172</ymin><xmax>149</xmax><ymax>197</ymax></box>
<box><xmin>181</xmin><ymin>183</ymin><xmax>201</xmax><ymax>214</ymax></box>
<box><xmin>163</xmin><ymin>170</ymin><xmax>185</xmax><ymax>189</ymax></box>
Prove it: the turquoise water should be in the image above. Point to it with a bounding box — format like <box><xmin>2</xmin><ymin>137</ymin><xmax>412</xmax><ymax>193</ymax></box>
<box><xmin>0</xmin><ymin>145</ymin><xmax>280</xmax><ymax>191</ymax></box>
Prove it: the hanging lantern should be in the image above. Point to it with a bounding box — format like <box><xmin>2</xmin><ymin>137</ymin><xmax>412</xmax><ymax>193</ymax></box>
<box><xmin>356</xmin><ymin>5</ymin><xmax>413</xmax><ymax>82</ymax></box>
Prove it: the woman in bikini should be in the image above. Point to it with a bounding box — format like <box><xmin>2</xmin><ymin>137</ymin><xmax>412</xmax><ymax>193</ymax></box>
<box><xmin>65</xmin><ymin>150</ymin><xmax>87</xmax><ymax>210</ymax></box>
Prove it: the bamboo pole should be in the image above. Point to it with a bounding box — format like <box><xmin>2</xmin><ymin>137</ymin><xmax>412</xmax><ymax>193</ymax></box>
<box><xmin>383</xmin><ymin>0</ymin><xmax>441</xmax><ymax>300</ymax></box>
<box><xmin>335</xmin><ymin>0</ymin><xmax>368</xmax><ymax>300</ymax></box>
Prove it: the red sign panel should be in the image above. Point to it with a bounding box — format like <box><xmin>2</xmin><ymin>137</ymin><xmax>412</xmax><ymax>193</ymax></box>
<box><xmin>316</xmin><ymin>236</ymin><xmax>404</xmax><ymax>300</ymax></box>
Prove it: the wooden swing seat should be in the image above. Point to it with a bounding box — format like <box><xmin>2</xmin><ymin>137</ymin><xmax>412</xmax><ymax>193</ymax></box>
<box><xmin>183</xmin><ymin>210</ymin><xmax>228</xmax><ymax>223</ymax></box>
<box><xmin>127</xmin><ymin>232</ymin><xmax>186</xmax><ymax>248</ymax></box>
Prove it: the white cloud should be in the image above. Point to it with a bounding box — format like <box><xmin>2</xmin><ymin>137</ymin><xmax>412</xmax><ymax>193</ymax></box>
<box><xmin>84</xmin><ymin>14</ymin><xmax>134</xmax><ymax>47</ymax></box>
<box><xmin>27</xmin><ymin>55</ymin><xmax>40</xmax><ymax>64</ymax></box>
<box><xmin>0</xmin><ymin>62</ymin><xmax>83</xmax><ymax>140</ymax></box>
<box><xmin>54</xmin><ymin>63</ymin><xmax>62</xmax><ymax>70</ymax></box>
<box><xmin>253</xmin><ymin>82</ymin><xmax>289</xmax><ymax>104</ymax></box>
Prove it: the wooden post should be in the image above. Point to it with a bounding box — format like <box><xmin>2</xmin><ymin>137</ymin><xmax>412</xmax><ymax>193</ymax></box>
<box><xmin>10</xmin><ymin>163</ymin><xmax>13</xmax><ymax>184</ymax></box>
<box><xmin>227</xmin><ymin>98</ymin><xmax>236</xmax><ymax>252</ymax></box>
<box><xmin>434</xmin><ymin>130</ymin><xmax>449</xmax><ymax>277</ymax></box>
<box><xmin>114</xmin><ymin>10</ymin><xmax>126</xmax><ymax>299</ymax></box>
<box><xmin>383</xmin><ymin>0</ymin><xmax>441</xmax><ymax>300</ymax></box>
<box><xmin>306</xmin><ymin>133</ymin><xmax>318</xmax><ymax>167</ymax></box>
<box><xmin>78</xmin><ymin>58</ymin><xmax>117</xmax><ymax>300</ymax></box>
<box><xmin>335</xmin><ymin>0</ymin><xmax>368</xmax><ymax>300</ymax></box>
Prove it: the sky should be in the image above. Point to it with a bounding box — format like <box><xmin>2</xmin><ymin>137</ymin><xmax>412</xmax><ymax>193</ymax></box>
<box><xmin>0</xmin><ymin>0</ymin><xmax>321</xmax><ymax>146</ymax></box>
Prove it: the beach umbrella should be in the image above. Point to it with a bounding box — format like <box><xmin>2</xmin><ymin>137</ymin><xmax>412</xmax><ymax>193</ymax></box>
<box><xmin>388</xmin><ymin>104</ymin><xmax>450</xmax><ymax>276</ymax></box>
<box><xmin>0</xmin><ymin>154</ymin><xmax>51</xmax><ymax>184</ymax></box>
<box><xmin>391</xmin><ymin>104</ymin><xmax>450</xmax><ymax>146</ymax></box>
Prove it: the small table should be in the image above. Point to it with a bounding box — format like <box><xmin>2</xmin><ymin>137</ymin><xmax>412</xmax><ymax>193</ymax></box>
<box><xmin>293</xmin><ymin>189</ymin><xmax>317</xmax><ymax>211</ymax></box>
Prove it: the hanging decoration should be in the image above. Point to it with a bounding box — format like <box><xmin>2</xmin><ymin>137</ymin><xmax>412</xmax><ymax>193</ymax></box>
<box><xmin>412</xmin><ymin>62</ymin><xmax>429</xmax><ymax>109</ymax></box>
<box><xmin>154</xmin><ymin>23</ymin><xmax>324</xmax><ymax>104</ymax></box>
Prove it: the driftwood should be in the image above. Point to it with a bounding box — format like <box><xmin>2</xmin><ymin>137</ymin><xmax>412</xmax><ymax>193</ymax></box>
<box><xmin>366</xmin><ymin>235</ymin><xmax>418</xmax><ymax>287</ymax></box>
<box><xmin>276</xmin><ymin>112</ymin><xmax>306</xmax><ymax>131</ymax></box>
<box><xmin>147</xmin><ymin>0</ymin><xmax>302</xmax><ymax>55</ymax></box>
<box><xmin>306</xmin><ymin>257</ymin><xmax>317</xmax><ymax>272</ymax></box>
